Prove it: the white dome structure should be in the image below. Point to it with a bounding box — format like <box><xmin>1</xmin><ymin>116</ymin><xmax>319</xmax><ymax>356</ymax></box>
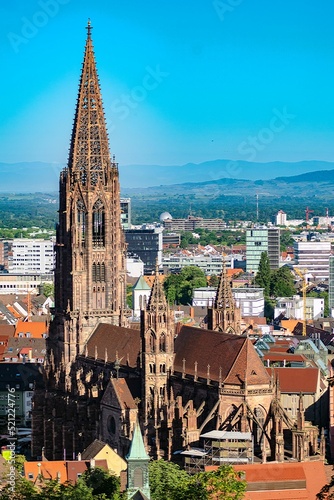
<box><xmin>159</xmin><ymin>212</ymin><xmax>172</xmax><ymax>222</ymax></box>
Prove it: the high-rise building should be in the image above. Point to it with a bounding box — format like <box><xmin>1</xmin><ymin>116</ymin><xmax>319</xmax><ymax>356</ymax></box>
<box><xmin>8</xmin><ymin>239</ymin><xmax>54</xmax><ymax>274</ymax></box>
<box><xmin>294</xmin><ymin>240</ymin><xmax>331</xmax><ymax>281</ymax></box>
<box><xmin>329</xmin><ymin>256</ymin><xmax>334</xmax><ymax>315</ymax></box>
<box><xmin>125</xmin><ymin>228</ymin><xmax>163</xmax><ymax>274</ymax></box>
<box><xmin>120</xmin><ymin>198</ymin><xmax>131</xmax><ymax>229</ymax></box>
<box><xmin>246</xmin><ymin>227</ymin><xmax>280</xmax><ymax>273</ymax></box>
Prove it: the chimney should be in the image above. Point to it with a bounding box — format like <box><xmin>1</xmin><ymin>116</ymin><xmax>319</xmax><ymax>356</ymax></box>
<box><xmin>90</xmin><ymin>458</ymin><xmax>95</xmax><ymax>469</ymax></box>
<box><xmin>77</xmin><ymin>452</ymin><xmax>81</xmax><ymax>461</ymax></box>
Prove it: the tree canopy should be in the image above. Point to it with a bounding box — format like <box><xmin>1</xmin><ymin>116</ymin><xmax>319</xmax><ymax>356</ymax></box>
<box><xmin>149</xmin><ymin>460</ymin><xmax>246</xmax><ymax>500</ymax></box>
<box><xmin>254</xmin><ymin>252</ymin><xmax>271</xmax><ymax>297</ymax></box>
<box><xmin>163</xmin><ymin>266</ymin><xmax>207</xmax><ymax>305</ymax></box>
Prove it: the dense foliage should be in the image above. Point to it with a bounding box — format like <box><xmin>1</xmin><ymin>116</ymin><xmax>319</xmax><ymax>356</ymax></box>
<box><xmin>149</xmin><ymin>460</ymin><xmax>246</xmax><ymax>500</ymax></box>
<box><xmin>254</xmin><ymin>252</ymin><xmax>296</xmax><ymax>320</ymax></box>
<box><xmin>163</xmin><ymin>266</ymin><xmax>207</xmax><ymax>305</ymax></box>
<box><xmin>0</xmin><ymin>467</ymin><xmax>123</xmax><ymax>500</ymax></box>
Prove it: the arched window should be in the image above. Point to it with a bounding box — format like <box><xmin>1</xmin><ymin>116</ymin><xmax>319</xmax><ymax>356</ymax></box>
<box><xmin>133</xmin><ymin>467</ymin><xmax>143</xmax><ymax>488</ymax></box>
<box><xmin>92</xmin><ymin>200</ymin><xmax>105</xmax><ymax>246</ymax></box>
<box><xmin>160</xmin><ymin>333</ymin><xmax>166</xmax><ymax>352</ymax></box>
<box><xmin>77</xmin><ymin>200</ymin><xmax>86</xmax><ymax>245</ymax></box>
<box><xmin>149</xmin><ymin>332</ymin><xmax>156</xmax><ymax>353</ymax></box>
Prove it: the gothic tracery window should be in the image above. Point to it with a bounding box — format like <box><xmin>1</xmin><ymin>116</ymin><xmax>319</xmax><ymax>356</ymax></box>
<box><xmin>77</xmin><ymin>200</ymin><xmax>86</xmax><ymax>245</ymax></box>
<box><xmin>92</xmin><ymin>200</ymin><xmax>105</xmax><ymax>246</ymax></box>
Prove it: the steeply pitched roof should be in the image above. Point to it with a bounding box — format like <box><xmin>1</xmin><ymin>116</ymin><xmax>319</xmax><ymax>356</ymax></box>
<box><xmin>133</xmin><ymin>276</ymin><xmax>151</xmax><ymax>291</ymax></box>
<box><xmin>127</xmin><ymin>421</ymin><xmax>149</xmax><ymax>461</ymax></box>
<box><xmin>174</xmin><ymin>326</ymin><xmax>270</xmax><ymax>385</ymax></box>
<box><xmin>112</xmin><ymin>378</ymin><xmax>137</xmax><ymax>410</ymax></box>
<box><xmin>81</xmin><ymin>439</ymin><xmax>106</xmax><ymax>459</ymax></box>
<box><xmin>86</xmin><ymin>323</ymin><xmax>140</xmax><ymax>368</ymax></box>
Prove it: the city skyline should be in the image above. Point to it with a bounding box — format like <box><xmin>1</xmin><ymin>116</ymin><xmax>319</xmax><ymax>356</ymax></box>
<box><xmin>1</xmin><ymin>1</ymin><xmax>334</xmax><ymax>171</ymax></box>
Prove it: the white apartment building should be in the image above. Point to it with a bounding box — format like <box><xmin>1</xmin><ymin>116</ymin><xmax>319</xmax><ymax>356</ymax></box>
<box><xmin>275</xmin><ymin>295</ymin><xmax>324</xmax><ymax>320</ymax></box>
<box><xmin>192</xmin><ymin>287</ymin><xmax>264</xmax><ymax>317</ymax></box>
<box><xmin>8</xmin><ymin>239</ymin><xmax>55</xmax><ymax>274</ymax></box>
<box><xmin>162</xmin><ymin>254</ymin><xmax>233</xmax><ymax>276</ymax></box>
<box><xmin>293</xmin><ymin>240</ymin><xmax>331</xmax><ymax>281</ymax></box>
<box><xmin>0</xmin><ymin>273</ymin><xmax>54</xmax><ymax>294</ymax></box>
<box><xmin>275</xmin><ymin>210</ymin><xmax>287</xmax><ymax>226</ymax></box>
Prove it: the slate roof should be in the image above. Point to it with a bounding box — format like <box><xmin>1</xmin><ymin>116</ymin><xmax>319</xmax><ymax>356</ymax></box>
<box><xmin>86</xmin><ymin>323</ymin><xmax>141</xmax><ymax>368</ymax></box>
<box><xmin>174</xmin><ymin>326</ymin><xmax>270</xmax><ymax>385</ymax></box>
<box><xmin>81</xmin><ymin>439</ymin><xmax>106</xmax><ymax>459</ymax></box>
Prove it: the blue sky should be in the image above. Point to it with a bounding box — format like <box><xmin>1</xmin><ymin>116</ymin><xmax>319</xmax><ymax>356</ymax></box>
<box><xmin>1</xmin><ymin>0</ymin><xmax>334</xmax><ymax>167</ymax></box>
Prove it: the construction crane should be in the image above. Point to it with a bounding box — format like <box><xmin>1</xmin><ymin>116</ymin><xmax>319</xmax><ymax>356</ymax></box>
<box><xmin>294</xmin><ymin>268</ymin><xmax>308</xmax><ymax>336</ymax></box>
<box><xmin>305</xmin><ymin>207</ymin><xmax>314</xmax><ymax>224</ymax></box>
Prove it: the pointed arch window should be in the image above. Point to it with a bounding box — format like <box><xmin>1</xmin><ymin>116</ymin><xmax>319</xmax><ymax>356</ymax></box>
<box><xmin>160</xmin><ymin>332</ymin><xmax>166</xmax><ymax>352</ymax></box>
<box><xmin>149</xmin><ymin>331</ymin><xmax>156</xmax><ymax>353</ymax></box>
<box><xmin>77</xmin><ymin>200</ymin><xmax>86</xmax><ymax>245</ymax></box>
<box><xmin>92</xmin><ymin>200</ymin><xmax>105</xmax><ymax>246</ymax></box>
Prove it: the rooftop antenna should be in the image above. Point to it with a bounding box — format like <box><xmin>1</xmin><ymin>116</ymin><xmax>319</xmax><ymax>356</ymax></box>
<box><xmin>256</xmin><ymin>194</ymin><xmax>259</xmax><ymax>222</ymax></box>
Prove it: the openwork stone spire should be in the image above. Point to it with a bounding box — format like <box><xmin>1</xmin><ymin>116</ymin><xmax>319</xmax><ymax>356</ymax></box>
<box><xmin>207</xmin><ymin>257</ymin><xmax>241</xmax><ymax>333</ymax></box>
<box><xmin>213</xmin><ymin>258</ymin><xmax>235</xmax><ymax>311</ymax></box>
<box><xmin>68</xmin><ymin>20</ymin><xmax>115</xmax><ymax>187</ymax></box>
<box><xmin>147</xmin><ymin>262</ymin><xmax>167</xmax><ymax>312</ymax></box>
<box><xmin>51</xmin><ymin>22</ymin><xmax>127</xmax><ymax>367</ymax></box>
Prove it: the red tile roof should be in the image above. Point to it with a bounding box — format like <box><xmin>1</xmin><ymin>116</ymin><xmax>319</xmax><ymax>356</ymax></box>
<box><xmin>112</xmin><ymin>378</ymin><xmax>137</xmax><ymax>410</ymax></box>
<box><xmin>205</xmin><ymin>461</ymin><xmax>327</xmax><ymax>499</ymax></box>
<box><xmin>86</xmin><ymin>323</ymin><xmax>140</xmax><ymax>368</ymax></box>
<box><xmin>14</xmin><ymin>320</ymin><xmax>48</xmax><ymax>338</ymax></box>
<box><xmin>265</xmin><ymin>367</ymin><xmax>319</xmax><ymax>393</ymax></box>
<box><xmin>174</xmin><ymin>326</ymin><xmax>270</xmax><ymax>386</ymax></box>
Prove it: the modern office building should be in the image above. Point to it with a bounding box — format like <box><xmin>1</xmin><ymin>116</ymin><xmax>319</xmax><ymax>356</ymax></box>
<box><xmin>293</xmin><ymin>240</ymin><xmax>331</xmax><ymax>281</ymax></box>
<box><xmin>8</xmin><ymin>239</ymin><xmax>55</xmax><ymax>274</ymax></box>
<box><xmin>192</xmin><ymin>286</ymin><xmax>264</xmax><ymax>317</ymax></box>
<box><xmin>162</xmin><ymin>254</ymin><xmax>232</xmax><ymax>276</ymax></box>
<box><xmin>246</xmin><ymin>227</ymin><xmax>280</xmax><ymax>273</ymax></box>
<box><xmin>328</xmin><ymin>256</ymin><xmax>334</xmax><ymax>316</ymax></box>
<box><xmin>125</xmin><ymin>227</ymin><xmax>163</xmax><ymax>274</ymax></box>
<box><xmin>163</xmin><ymin>215</ymin><xmax>226</xmax><ymax>232</ymax></box>
<box><xmin>120</xmin><ymin>198</ymin><xmax>131</xmax><ymax>229</ymax></box>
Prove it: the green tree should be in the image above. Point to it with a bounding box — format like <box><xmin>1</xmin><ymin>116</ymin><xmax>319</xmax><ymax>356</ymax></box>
<box><xmin>149</xmin><ymin>461</ymin><xmax>246</xmax><ymax>500</ymax></box>
<box><xmin>196</xmin><ymin>465</ymin><xmax>246</xmax><ymax>500</ymax></box>
<box><xmin>208</xmin><ymin>274</ymin><xmax>219</xmax><ymax>287</ymax></box>
<box><xmin>254</xmin><ymin>252</ymin><xmax>271</xmax><ymax>297</ymax></box>
<box><xmin>164</xmin><ymin>266</ymin><xmax>207</xmax><ymax>305</ymax></box>
<box><xmin>40</xmin><ymin>282</ymin><xmax>54</xmax><ymax>298</ymax></box>
<box><xmin>270</xmin><ymin>266</ymin><xmax>295</xmax><ymax>297</ymax></box>
<box><xmin>149</xmin><ymin>460</ymin><xmax>192</xmax><ymax>500</ymax></box>
<box><xmin>80</xmin><ymin>467</ymin><xmax>120</xmax><ymax>498</ymax></box>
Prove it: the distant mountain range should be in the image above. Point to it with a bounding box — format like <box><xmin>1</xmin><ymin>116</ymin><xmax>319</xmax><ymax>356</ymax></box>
<box><xmin>1</xmin><ymin>159</ymin><xmax>334</xmax><ymax>194</ymax></box>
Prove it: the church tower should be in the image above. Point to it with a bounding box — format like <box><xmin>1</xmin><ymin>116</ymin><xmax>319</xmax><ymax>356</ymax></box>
<box><xmin>51</xmin><ymin>22</ymin><xmax>127</xmax><ymax>368</ymax></box>
<box><xmin>140</xmin><ymin>266</ymin><xmax>175</xmax><ymax>455</ymax></box>
<box><xmin>207</xmin><ymin>260</ymin><xmax>241</xmax><ymax>333</ymax></box>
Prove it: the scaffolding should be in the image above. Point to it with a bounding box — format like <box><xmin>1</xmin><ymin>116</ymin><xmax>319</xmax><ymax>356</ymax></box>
<box><xmin>181</xmin><ymin>430</ymin><xmax>254</xmax><ymax>474</ymax></box>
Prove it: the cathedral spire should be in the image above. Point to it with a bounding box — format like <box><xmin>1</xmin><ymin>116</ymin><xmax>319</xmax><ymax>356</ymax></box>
<box><xmin>68</xmin><ymin>20</ymin><xmax>114</xmax><ymax>187</ymax></box>
<box><xmin>147</xmin><ymin>261</ymin><xmax>167</xmax><ymax>311</ymax></box>
<box><xmin>207</xmin><ymin>256</ymin><xmax>241</xmax><ymax>333</ymax></box>
<box><xmin>213</xmin><ymin>258</ymin><xmax>234</xmax><ymax>311</ymax></box>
